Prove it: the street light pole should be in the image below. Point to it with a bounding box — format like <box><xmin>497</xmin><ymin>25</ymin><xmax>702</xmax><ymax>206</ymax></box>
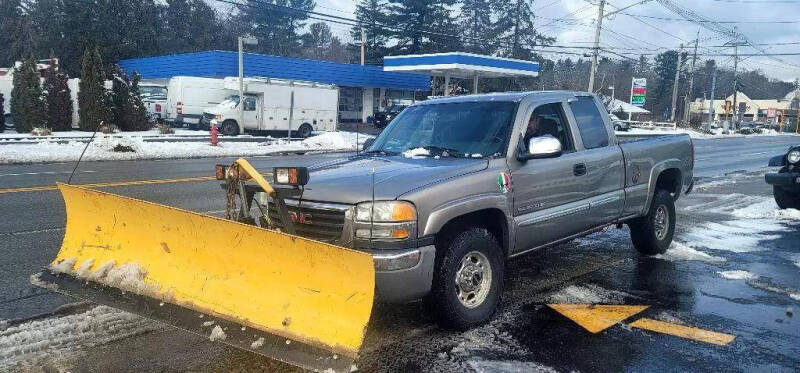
<box><xmin>670</xmin><ymin>44</ymin><xmax>683</xmax><ymax>123</ymax></box>
<box><xmin>238</xmin><ymin>36</ymin><xmax>257</xmax><ymax>136</ymax></box>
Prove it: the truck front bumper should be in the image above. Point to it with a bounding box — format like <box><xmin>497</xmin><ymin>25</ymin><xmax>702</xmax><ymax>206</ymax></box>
<box><xmin>371</xmin><ymin>245</ymin><xmax>436</xmax><ymax>303</ymax></box>
<box><xmin>765</xmin><ymin>171</ymin><xmax>800</xmax><ymax>190</ymax></box>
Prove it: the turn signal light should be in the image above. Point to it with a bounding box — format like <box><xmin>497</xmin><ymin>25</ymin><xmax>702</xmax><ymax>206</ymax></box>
<box><xmin>215</xmin><ymin>165</ymin><xmax>227</xmax><ymax>180</ymax></box>
<box><xmin>273</xmin><ymin>167</ymin><xmax>309</xmax><ymax>186</ymax></box>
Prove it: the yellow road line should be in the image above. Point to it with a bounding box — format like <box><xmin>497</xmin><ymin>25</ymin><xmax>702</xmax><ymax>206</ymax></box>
<box><xmin>628</xmin><ymin>318</ymin><xmax>736</xmax><ymax>346</ymax></box>
<box><xmin>0</xmin><ymin>176</ymin><xmax>217</xmax><ymax>194</ymax></box>
<box><xmin>548</xmin><ymin>304</ymin><xmax>650</xmax><ymax>333</ymax></box>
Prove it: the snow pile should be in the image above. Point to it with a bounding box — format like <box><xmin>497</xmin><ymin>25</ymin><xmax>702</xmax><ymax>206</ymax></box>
<box><xmin>250</xmin><ymin>337</ymin><xmax>265</xmax><ymax>349</ymax></box>
<box><xmin>50</xmin><ymin>258</ymin><xmax>163</xmax><ymax>298</ymax></box>
<box><xmin>618</xmin><ymin>126</ymin><xmax>800</xmax><ymax>139</ymax></box>
<box><xmin>209</xmin><ymin>325</ymin><xmax>226</xmax><ymax>341</ymax></box>
<box><xmin>717</xmin><ymin>270</ymin><xmax>758</xmax><ymax>280</ymax></box>
<box><xmin>0</xmin><ymin>131</ymin><xmax>372</xmax><ymax>164</ymax></box>
<box><xmin>683</xmin><ymin>219</ymin><xmax>782</xmax><ymax>253</ymax></box>
<box><xmin>654</xmin><ymin>241</ymin><xmax>725</xmax><ymax>263</ymax></box>
<box><xmin>548</xmin><ymin>284</ymin><xmax>632</xmax><ymax>304</ymax></box>
<box><xmin>0</xmin><ymin>306</ymin><xmax>158</xmax><ymax>370</ymax></box>
<box><xmin>731</xmin><ymin>198</ymin><xmax>800</xmax><ymax>221</ymax></box>
<box><xmin>402</xmin><ymin>147</ymin><xmax>430</xmax><ymax>159</ymax></box>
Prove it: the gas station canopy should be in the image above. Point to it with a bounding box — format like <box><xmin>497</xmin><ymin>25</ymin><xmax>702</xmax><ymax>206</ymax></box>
<box><xmin>383</xmin><ymin>52</ymin><xmax>540</xmax><ymax>95</ymax></box>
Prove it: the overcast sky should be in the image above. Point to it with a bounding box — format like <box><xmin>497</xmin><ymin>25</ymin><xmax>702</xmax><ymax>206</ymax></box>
<box><xmin>217</xmin><ymin>0</ymin><xmax>800</xmax><ymax>82</ymax></box>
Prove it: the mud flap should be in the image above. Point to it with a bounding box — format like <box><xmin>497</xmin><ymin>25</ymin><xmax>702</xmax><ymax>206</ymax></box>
<box><xmin>33</xmin><ymin>184</ymin><xmax>375</xmax><ymax>373</ymax></box>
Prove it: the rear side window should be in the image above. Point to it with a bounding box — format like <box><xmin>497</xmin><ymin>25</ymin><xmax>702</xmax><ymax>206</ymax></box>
<box><xmin>569</xmin><ymin>97</ymin><xmax>609</xmax><ymax>149</ymax></box>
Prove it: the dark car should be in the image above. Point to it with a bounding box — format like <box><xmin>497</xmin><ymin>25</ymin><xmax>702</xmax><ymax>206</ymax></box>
<box><xmin>765</xmin><ymin>145</ymin><xmax>800</xmax><ymax>209</ymax></box>
<box><xmin>373</xmin><ymin>105</ymin><xmax>407</xmax><ymax>129</ymax></box>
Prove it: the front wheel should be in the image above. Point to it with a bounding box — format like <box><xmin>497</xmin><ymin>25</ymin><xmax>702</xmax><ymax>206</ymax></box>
<box><xmin>628</xmin><ymin>189</ymin><xmax>676</xmax><ymax>255</ymax></box>
<box><xmin>774</xmin><ymin>186</ymin><xmax>800</xmax><ymax>209</ymax></box>
<box><xmin>428</xmin><ymin>227</ymin><xmax>504</xmax><ymax>330</ymax></box>
<box><xmin>220</xmin><ymin>120</ymin><xmax>239</xmax><ymax>136</ymax></box>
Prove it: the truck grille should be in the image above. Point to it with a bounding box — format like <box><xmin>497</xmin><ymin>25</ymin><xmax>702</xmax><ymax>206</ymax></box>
<box><xmin>267</xmin><ymin>201</ymin><xmax>348</xmax><ymax>243</ymax></box>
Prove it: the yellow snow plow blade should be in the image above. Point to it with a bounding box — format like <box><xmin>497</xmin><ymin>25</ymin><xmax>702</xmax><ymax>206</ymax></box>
<box><xmin>35</xmin><ymin>183</ymin><xmax>375</xmax><ymax>372</ymax></box>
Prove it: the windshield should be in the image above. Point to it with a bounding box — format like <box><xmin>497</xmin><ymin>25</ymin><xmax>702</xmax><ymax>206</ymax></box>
<box><xmin>139</xmin><ymin>86</ymin><xmax>166</xmax><ymax>97</ymax></box>
<box><xmin>367</xmin><ymin>101</ymin><xmax>517</xmax><ymax>158</ymax></box>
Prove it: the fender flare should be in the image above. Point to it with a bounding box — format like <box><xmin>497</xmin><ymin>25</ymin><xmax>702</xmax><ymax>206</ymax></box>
<box><xmin>422</xmin><ymin>193</ymin><xmax>513</xmax><ymax>253</ymax></box>
<box><xmin>641</xmin><ymin>159</ymin><xmax>682</xmax><ymax>215</ymax></box>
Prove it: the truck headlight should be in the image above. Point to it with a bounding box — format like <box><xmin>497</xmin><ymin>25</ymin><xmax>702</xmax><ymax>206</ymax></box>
<box><xmin>215</xmin><ymin>114</ymin><xmax>223</xmax><ymax>120</ymax></box>
<box><xmin>354</xmin><ymin>201</ymin><xmax>416</xmax><ymax>240</ymax></box>
<box><xmin>355</xmin><ymin>201</ymin><xmax>416</xmax><ymax>222</ymax></box>
<box><xmin>788</xmin><ymin>150</ymin><xmax>800</xmax><ymax>164</ymax></box>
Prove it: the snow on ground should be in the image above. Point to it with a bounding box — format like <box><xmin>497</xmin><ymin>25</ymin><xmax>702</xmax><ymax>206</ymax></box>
<box><xmin>717</xmin><ymin>270</ymin><xmax>758</xmax><ymax>280</ymax></box>
<box><xmin>654</xmin><ymin>241</ymin><xmax>726</xmax><ymax>263</ymax></box>
<box><xmin>731</xmin><ymin>198</ymin><xmax>800</xmax><ymax>221</ymax></box>
<box><xmin>0</xmin><ymin>131</ymin><xmax>370</xmax><ymax>164</ymax></box>
<box><xmin>0</xmin><ymin>306</ymin><xmax>158</xmax><ymax>371</ymax></box>
<box><xmin>617</xmin><ymin>126</ymin><xmax>799</xmax><ymax>139</ymax></box>
<box><xmin>468</xmin><ymin>359</ymin><xmax>559</xmax><ymax>373</ymax></box>
<box><xmin>547</xmin><ymin>284</ymin><xmax>633</xmax><ymax>304</ymax></box>
<box><xmin>0</xmin><ymin>128</ymin><xmax>208</xmax><ymax>139</ymax></box>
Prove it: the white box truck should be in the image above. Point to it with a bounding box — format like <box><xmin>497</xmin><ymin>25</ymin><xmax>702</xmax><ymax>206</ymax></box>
<box><xmin>165</xmin><ymin>76</ymin><xmax>229</xmax><ymax>129</ymax></box>
<box><xmin>201</xmin><ymin>77</ymin><xmax>338</xmax><ymax>137</ymax></box>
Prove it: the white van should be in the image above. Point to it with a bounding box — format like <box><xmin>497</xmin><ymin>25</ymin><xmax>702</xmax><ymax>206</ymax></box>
<box><xmin>165</xmin><ymin>77</ymin><xmax>229</xmax><ymax>129</ymax></box>
<box><xmin>202</xmin><ymin>77</ymin><xmax>338</xmax><ymax>137</ymax></box>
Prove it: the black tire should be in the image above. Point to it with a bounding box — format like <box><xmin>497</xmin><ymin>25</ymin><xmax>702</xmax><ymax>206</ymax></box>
<box><xmin>614</xmin><ymin>124</ymin><xmax>622</xmax><ymax>131</ymax></box>
<box><xmin>628</xmin><ymin>189</ymin><xmax>676</xmax><ymax>255</ymax></box>
<box><xmin>4</xmin><ymin>113</ymin><xmax>14</xmax><ymax>129</ymax></box>
<box><xmin>774</xmin><ymin>185</ymin><xmax>800</xmax><ymax>209</ymax></box>
<box><xmin>428</xmin><ymin>227</ymin><xmax>504</xmax><ymax>330</ymax></box>
<box><xmin>297</xmin><ymin>123</ymin><xmax>313</xmax><ymax>138</ymax></box>
<box><xmin>220</xmin><ymin>120</ymin><xmax>239</xmax><ymax>136</ymax></box>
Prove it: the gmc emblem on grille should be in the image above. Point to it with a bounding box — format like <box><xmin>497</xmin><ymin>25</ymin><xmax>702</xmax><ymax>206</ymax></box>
<box><xmin>288</xmin><ymin>211</ymin><xmax>313</xmax><ymax>225</ymax></box>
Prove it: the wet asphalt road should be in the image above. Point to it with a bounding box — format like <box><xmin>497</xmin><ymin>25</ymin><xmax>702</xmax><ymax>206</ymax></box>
<box><xmin>0</xmin><ymin>135</ymin><xmax>798</xmax><ymax>372</ymax></box>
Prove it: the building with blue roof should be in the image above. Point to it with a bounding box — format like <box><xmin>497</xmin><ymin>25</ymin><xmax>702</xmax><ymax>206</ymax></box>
<box><xmin>118</xmin><ymin>50</ymin><xmax>431</xmax><ymax>122</ymax></box>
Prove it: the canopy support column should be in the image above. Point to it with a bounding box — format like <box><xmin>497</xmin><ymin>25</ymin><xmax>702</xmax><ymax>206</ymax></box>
<box><xmin>473</xmin><ymin>74</ymin><xmax>479</xmax><ymax>94</ymax></box>
<box><xmin>444</xmin><ymin>74</ymin><xmax>450</xmax><ymax>96</ymax></box>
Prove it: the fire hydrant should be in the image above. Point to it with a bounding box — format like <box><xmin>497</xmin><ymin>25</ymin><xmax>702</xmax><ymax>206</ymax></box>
<box><xmin>210</xmin><ymin>122</ymin><xmax>219</xmax><ymax>146</ymax></box>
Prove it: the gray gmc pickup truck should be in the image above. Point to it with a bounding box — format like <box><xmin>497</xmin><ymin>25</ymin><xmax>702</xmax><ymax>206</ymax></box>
<box><xmin>260</xmin><ymin>91</ymin><xmax>694</xmax><ymax>329</ymax></box>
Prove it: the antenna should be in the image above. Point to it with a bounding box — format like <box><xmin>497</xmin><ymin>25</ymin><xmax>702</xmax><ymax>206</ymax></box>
<box><xmin>68</xmin><ymin>121</ymin><xmax>102</xmax><ymax>184</ymax></box>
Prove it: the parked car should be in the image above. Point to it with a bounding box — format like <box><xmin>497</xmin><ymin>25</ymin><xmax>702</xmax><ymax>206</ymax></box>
<box><xmin>373</xmin><ymin>105</ymin><xmax>407</xmax><ymax>129</ymax></box>
<box><xmin>247</xmin><ymin>91</ymin><xmax>694</xmax><ymax>328</ymax></box>
<box><xmin>165</xmin><ymin>76</ymin><xmax>230</xmax><ymax>129</ymax></box>
<box><xmin>609</xmin><ymin>114</ymin><xmax>631</xmax><ymax>132</ymax></box>
<box><xmin>201</xmin><ymin>77</ymin><xmax>338</xmax><ymax>137</ymax></box>
<box><xmin>139</xmin><ymin>83</ymin><xmax>167</xmax><ymax>123</ymax></box>
<box><xmin>766</xmin><ymin>145</ymin><xmax>800</xmax><ymax>209</ymax></box>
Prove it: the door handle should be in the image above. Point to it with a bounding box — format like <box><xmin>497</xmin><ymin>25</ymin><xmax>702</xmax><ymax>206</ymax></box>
<box><xmin>573</xmin><ymin>163</ymin><xmax>587</xmax><ymax>176</ymax></box>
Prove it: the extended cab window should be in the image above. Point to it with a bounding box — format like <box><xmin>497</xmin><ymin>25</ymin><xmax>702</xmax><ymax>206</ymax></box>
<box><xmin>524</xmin><ymin>103</ymin><xmax>574</xmax><ymax>152</ymax></box>
<box><xmin>244</xmin><ymin>97</ymin><xmax>257</xmax><ymax>111</ymax></box>
<box><xmin>569</xmin><ymin>96</ymin><xmax>609</xmax><ymax>149</ymax></box>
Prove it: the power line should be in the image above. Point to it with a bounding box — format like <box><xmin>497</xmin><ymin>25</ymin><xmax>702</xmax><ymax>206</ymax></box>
<box><xmin>618</xmin><ymin>12</ymin><xmax>800</xmax><ymax>24</ymax></box>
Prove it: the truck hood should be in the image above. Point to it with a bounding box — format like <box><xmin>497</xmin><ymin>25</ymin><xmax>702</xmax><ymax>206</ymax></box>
<box><xmin>204</xmin><ymin>101</ymin><xmax>236</xmax><ymax>115</ymax></box>
<box><xmin>298</xmin><ymin>155</ymin><xmax>489</xmax><ymax>204</ymax></box>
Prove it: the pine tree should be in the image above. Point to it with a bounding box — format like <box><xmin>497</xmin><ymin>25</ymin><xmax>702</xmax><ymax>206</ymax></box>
<box><xmin>460</xmin><ymin>0</ymin><xmax>496</xmax><ymax>54</ymax></box>
<box><xmin>44</xmin><ymin>60</ymin><xmax>73</xmax><ymax>131</ymax></box>
<box><xmin>351</xmin><ymin>0</ymin><xmax>390</xmax><ymax>64</ymax></box>
<box><xmin>11</xmin><ymin>56</ymin><xmax>46</xmax><ymax>133</ymax></box>
<box><xmin>494</xmin><ymin>0</ymin><xmax>553</xmax><ymax>60</ymax></box>
<box><xmin>110</xmin><ymin>65</ymin><xmax>148</xmax><ymax>131</ymax></box>
<box><xmin>78</xmin><ymin>46</ymin><xmax>110</xmax><ymax>131</ymax></box>
<box><xmin>235</xmin><ymin>0</ymin><xmax>316</xmax><ymax>57</ymax></box>
<box><xmin>386</xmin><ymin>0</ymin><xmax>460</xmax><ymax>55</ymax></box>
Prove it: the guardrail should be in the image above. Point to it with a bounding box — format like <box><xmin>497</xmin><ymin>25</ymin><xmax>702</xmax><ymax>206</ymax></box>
<box><xmin>617</xmin><ymin>120</ymin><xmax>678</xmax><ymax>130</ymax></box>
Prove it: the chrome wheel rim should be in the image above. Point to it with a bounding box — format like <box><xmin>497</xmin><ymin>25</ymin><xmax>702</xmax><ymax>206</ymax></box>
<box><xmin>654</xmin><ymin>205</ymin><xmax>669</xmax><ymax>241</ymax></box>
<box><xmin>454</xmin><ymin>251</ymin><xmax>492</xmax><ymax>309</ymax></box>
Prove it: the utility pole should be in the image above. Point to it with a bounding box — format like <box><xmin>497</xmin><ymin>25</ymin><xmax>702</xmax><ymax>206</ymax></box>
<box><xmin>238</xmin><ymin>36</ymin><xmax>257</xmax><ymax>136</ymax></box>
<box><xmin>360</xmin><ymin>28</ymin><xmax>366</xmax><ymax>66</ymax></box>
<box><xmin>670</xmin><ymin>44</ymin><xmax>683</xmax><ymax>123</ymax></box>
<box><xmin>684</xmin><ymin>30</ymin><xmax>699</xmax><ymax>125</ymax></box>
<box><xmin>731</xmin><ymin>26</ymin><xmax>740</xmax><ymax>130</ymax></box>
<box><xmin>588</xmin><ymin>0</ymin><xmax>605</xmax><ymax>93</ymax></box>
<box><xmin>708</xmin><ymin>68</ymin><xmax>716</xmax><ymax>129</ymax></box>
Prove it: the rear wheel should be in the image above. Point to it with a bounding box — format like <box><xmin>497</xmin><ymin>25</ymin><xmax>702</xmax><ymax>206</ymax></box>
<box><xmin>297</xmin><ymin>123</ymin><xmax>313</xmax><ymax>138</ymax></box>
<box><xmin>628</xmin><ymin>189</ymin><xmax>675</xmax><ymax>255</ymax></box>
<box><xmin>428</xmin><ymin>227</ymin><xmax>504</xmax><ymax>330</ymax></box>
<box><xmin>220</xmin><ymin>120</ymin><xmax>239</xmax><ymax>136</ymax></box>
<box><xmin>774</xmin><ymin>185</ymin><xmax>800</xmax><ymax>209</ymax></box>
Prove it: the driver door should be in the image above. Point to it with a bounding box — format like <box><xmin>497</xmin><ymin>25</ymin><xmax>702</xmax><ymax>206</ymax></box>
<box><xmin>510</xmin><ymin>101</ymin><xmax>589</xmax><ymax>253</ymax></box>
<box><xmin>242</xmin><ymin>96</ymin><xmax>260</xmax><ymax>130</ymax></box>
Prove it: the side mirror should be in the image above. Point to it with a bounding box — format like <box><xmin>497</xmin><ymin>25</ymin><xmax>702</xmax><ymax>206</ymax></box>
<box><xmin>362</xmin><ymin>137</ymin><xmax>375</xmax><ymax>151</ymax></box>
<box><xmin>518</xmin><ymin>136</ymin><xmax>562</xmax><ymax>161</ymax></box>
